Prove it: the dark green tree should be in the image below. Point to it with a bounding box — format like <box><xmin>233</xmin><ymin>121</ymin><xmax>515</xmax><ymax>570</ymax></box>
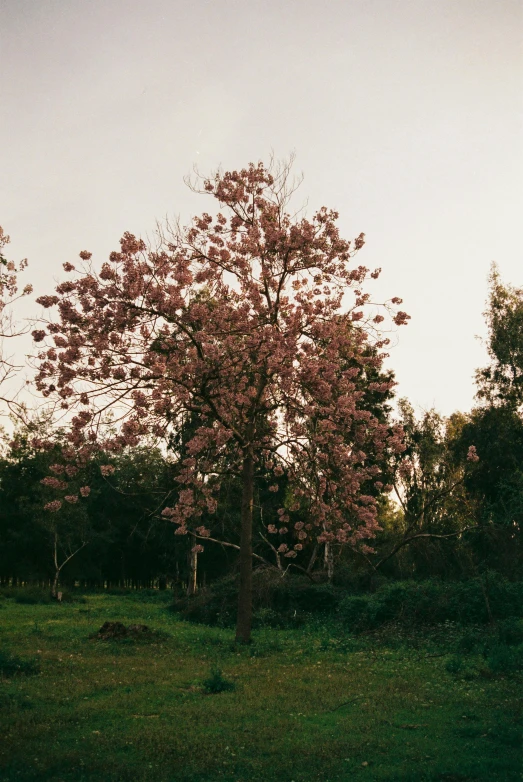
<box><xmin>476</xmin><ymin>263</ymin><xmax>523</xmax><ymax>409</ymax></box>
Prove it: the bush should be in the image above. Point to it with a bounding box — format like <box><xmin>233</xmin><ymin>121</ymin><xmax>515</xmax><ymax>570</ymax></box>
<box><xmin>174</xmin><ymin>573</ymin><xmax>523</xmax><ymax>631</ymax></box>
<box><xmin>445</xmin><ymin>653</ymin><xmax>480</xmax><ymax>680</ymax></box>
<box><xmin>173</xmin><ymin>571</ymin><xmax>341</xmax><ymax>628</ymax></box>
<box><xmin>173</xmin><ymin>575</ymin><xmax>238</xmax><ymax>627</ymax></box>
<box><xmin>13</xmin><ymin>587</ymin><xmax>54</xmax><ymax>605</ymax></box>
<box><xmin>11</xmin><ymin>587</ymin><xmax>82</xmax><ymax>604</ymax></box>
<box><xmin>271</xmin><ymin>580</ymin><xmax>339</xmax><ymax>614</ymax></box>
<box><xmin>456</xmin><ymin>629</ymin><xmax>482</xmax><ymax>655</ymax></box>
<box><xmin>498</xmin><ymin>618</ymin><xmax>523</xmax><ymax>646</ymax></box>
<box><xmin>486</xmin><ymin>644</ymin><xmax>523</xmax><ymax>674</ymax></box>
<box><xmin>0</xmin><ymin>650</ymin><xmax>40</xmax><ymax>678</ymax></box>
<box><xmin>337</xmin><ymin>577</ymin><xmax>523</xmax><ymax>631</ymax></box>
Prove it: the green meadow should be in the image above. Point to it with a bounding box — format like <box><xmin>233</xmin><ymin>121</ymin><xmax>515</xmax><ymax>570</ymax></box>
<box><xmin>0</xmin><ymin>591</ymin><xmax>521</xmax><ymax>782</ymax></box>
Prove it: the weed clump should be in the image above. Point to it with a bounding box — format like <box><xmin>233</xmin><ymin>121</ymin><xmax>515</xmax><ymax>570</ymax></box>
<box><xmin>202</xmin><ymin>666</ymin><xmax>235</xmax><ymax>694</ymax></box>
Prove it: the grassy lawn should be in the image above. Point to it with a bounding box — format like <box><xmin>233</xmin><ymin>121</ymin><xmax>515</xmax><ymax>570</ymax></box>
<box><xmin>0</xmin><ymin>592</ymin><xmax>521</xmax><ymax>782</ymax></box>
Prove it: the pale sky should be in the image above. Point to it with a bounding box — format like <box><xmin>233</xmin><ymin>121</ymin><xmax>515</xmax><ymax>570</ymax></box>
<box><xmin>1</xmin><ymin>0</ymin><xmax>522</xmax><ymax>420</ymax></box>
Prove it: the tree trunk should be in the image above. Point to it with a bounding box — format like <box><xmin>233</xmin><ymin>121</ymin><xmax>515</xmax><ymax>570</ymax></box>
<box><xmin>51</xmin><ymin>533</ymin><xmax>59</xmax><ymax>597</ymax></box>
<box><xmin>51</xmin><ymin>570</ymin><xmax>59</xmax><ymax>598</ymax></box>
<box><xmin>236</xmin><ymin>449</ymin><xmax>254</xmax><ymax>644</ymax></box>
<box><xmin>480</xmin><ymin>571</ymin><xmax>494</xmax><ymax>625</ymax></box>
<box><xmin>187</xmin><ymin>548</ymin><xmax>198</xmax><ymax>596</ymax></box>
<box><xmin>324</xmin><ymin>541</ymin><xmax>334</xmax><ymax>582</ymax></box>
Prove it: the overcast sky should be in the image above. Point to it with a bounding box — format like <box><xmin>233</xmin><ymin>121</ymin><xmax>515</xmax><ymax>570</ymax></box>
<box><xmin>1</xmin><ymin>0</ymin><xmax>522</xmax><ymax>420</ymax></box>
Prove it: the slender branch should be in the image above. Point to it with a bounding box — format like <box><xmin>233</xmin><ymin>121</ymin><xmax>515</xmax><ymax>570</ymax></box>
<box><xmin>188</xmin><ymin>531</ymin><xmax>276</xmax><ymax>568</ymax></box>
<box><xmin>375</xmin><ymin>525</ymin><xmax>481</xmax><ymax>570</ymax></box>
<box><xmin>56</xmin><ymin>540</ymin><xmax>89</xmax><ymax>572</ymax></box>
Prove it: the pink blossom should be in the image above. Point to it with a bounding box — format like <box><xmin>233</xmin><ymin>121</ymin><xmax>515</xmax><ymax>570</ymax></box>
<box><xmin>297</xmin><ymin>530</ymin><xmax>307</xmax><ymax>540</ymax></box>
<box><xmin>393</xmin><ymin>311</ymin><xmax>410</xmax><ymax>326</ymax></box>
<box><xmin>467</xmin><ymin>445</ymin><xmax>479</xmax><ymax>463</ymax></box>
<box><xmin>44</xmin><ymin>500</ymin><xmax>62</xmax><ymax>512</ymax></box>
<box><xmin>40</xmin><ymin>477</ymin><xmax>67</xmax><ymax>490</ymax></box>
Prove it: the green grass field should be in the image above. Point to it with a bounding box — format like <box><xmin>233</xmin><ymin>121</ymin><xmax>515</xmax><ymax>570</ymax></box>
<box><xmin>0</xmin><ymin>591</ymin><xmax>521</xmax><ymax>782</ymax></box>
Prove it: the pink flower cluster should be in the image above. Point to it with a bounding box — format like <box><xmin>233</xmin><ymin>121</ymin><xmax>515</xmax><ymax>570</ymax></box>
<box><xmin>467</xmin><ymin>445</ymin><xmax>479</xmax><ymax>463</ymax></box>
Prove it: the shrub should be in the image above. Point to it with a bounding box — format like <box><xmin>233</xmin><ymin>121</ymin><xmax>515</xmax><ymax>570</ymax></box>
<box><xmin>456</xmin><ymin>630</ymin><xmax>482</xmax><ymax>655</ymax></box>
<box><xmin>337</xmin><ymin>577</ymin><xmax>523</xmax><ymax>631</ymax></box>
<box><xmin>486</xmin><ymin>644</ymin><xmax>523</xmax><ymax>675</ymax></box>
<box><xmin>13</xmin><ymin>587</ymin><xmax>53</xmax><ymax>605</ymax></box>
<box><xmin>172</xmin><ymin>575</ymin><xmax>238</xmax><ymax>627</ymax></box>
<box><xmin>498</xmin><ymin>618</ymin><xmax>523</xmax><ymax>647</ymax></box>
<box><xmin>271</xmin><ymin>580</ymin><xmax>339</xmax><ymax>614</ymax></box>
<box><xmin>173</xmin><ymin>571</ymin><xmax>340</xmax><ymax>628</ymax></box>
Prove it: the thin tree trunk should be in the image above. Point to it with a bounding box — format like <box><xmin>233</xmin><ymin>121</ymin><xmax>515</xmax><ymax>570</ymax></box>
<box><xmin>480</xmin><ymin>571</ymin><xmax>494</xmax><ymax>625</ymax></box>
<box><xmin>51</xmin><ymin>533</ymin><xmax>59</xmax><ymax>598</ymax></box>
<box><xmin>307</xmin><ymin>543</ymin><xmax>319</xmax><ymax>574</ymax></box>
<box><xmin>52</xmin><ymin>571</ymin><xmax>59</xmax><ymax>598</ymax></box>
<box><xmin>324</xmin><ymin>541</ymin><xmax>334</xmax><ymax>582</ymax></box>
<box><xmin>187</xmin><ymin>547</ymin><xmax>198</xmax><ymax>596</ymax></box>
<box><xmin>236</xmin><ymin>448</ymin><xmax>254</xmax><ymax>644</ymax></box>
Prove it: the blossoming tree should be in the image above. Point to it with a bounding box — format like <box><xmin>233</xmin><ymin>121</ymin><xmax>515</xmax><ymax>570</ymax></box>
<box><xmin>0</xmin><ymin>226</ymin><xmax>32</xmax><ymax>420</ymax></box>
<box><xmin>33</xmin><ymin>159</ymin><xmax>408</xmax><ymax>642</ymax></box>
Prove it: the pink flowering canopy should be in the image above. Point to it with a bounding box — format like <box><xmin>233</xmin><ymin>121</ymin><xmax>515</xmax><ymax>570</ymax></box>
<box><xmin>1</xmin><ymin>225</ymin><xmax>32</xmax><ymax>414</ymax></box>
<box><xmin>33</xmin><ymin>159</ymin><xmax>408</xmax><ymax>555</ymax></box>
